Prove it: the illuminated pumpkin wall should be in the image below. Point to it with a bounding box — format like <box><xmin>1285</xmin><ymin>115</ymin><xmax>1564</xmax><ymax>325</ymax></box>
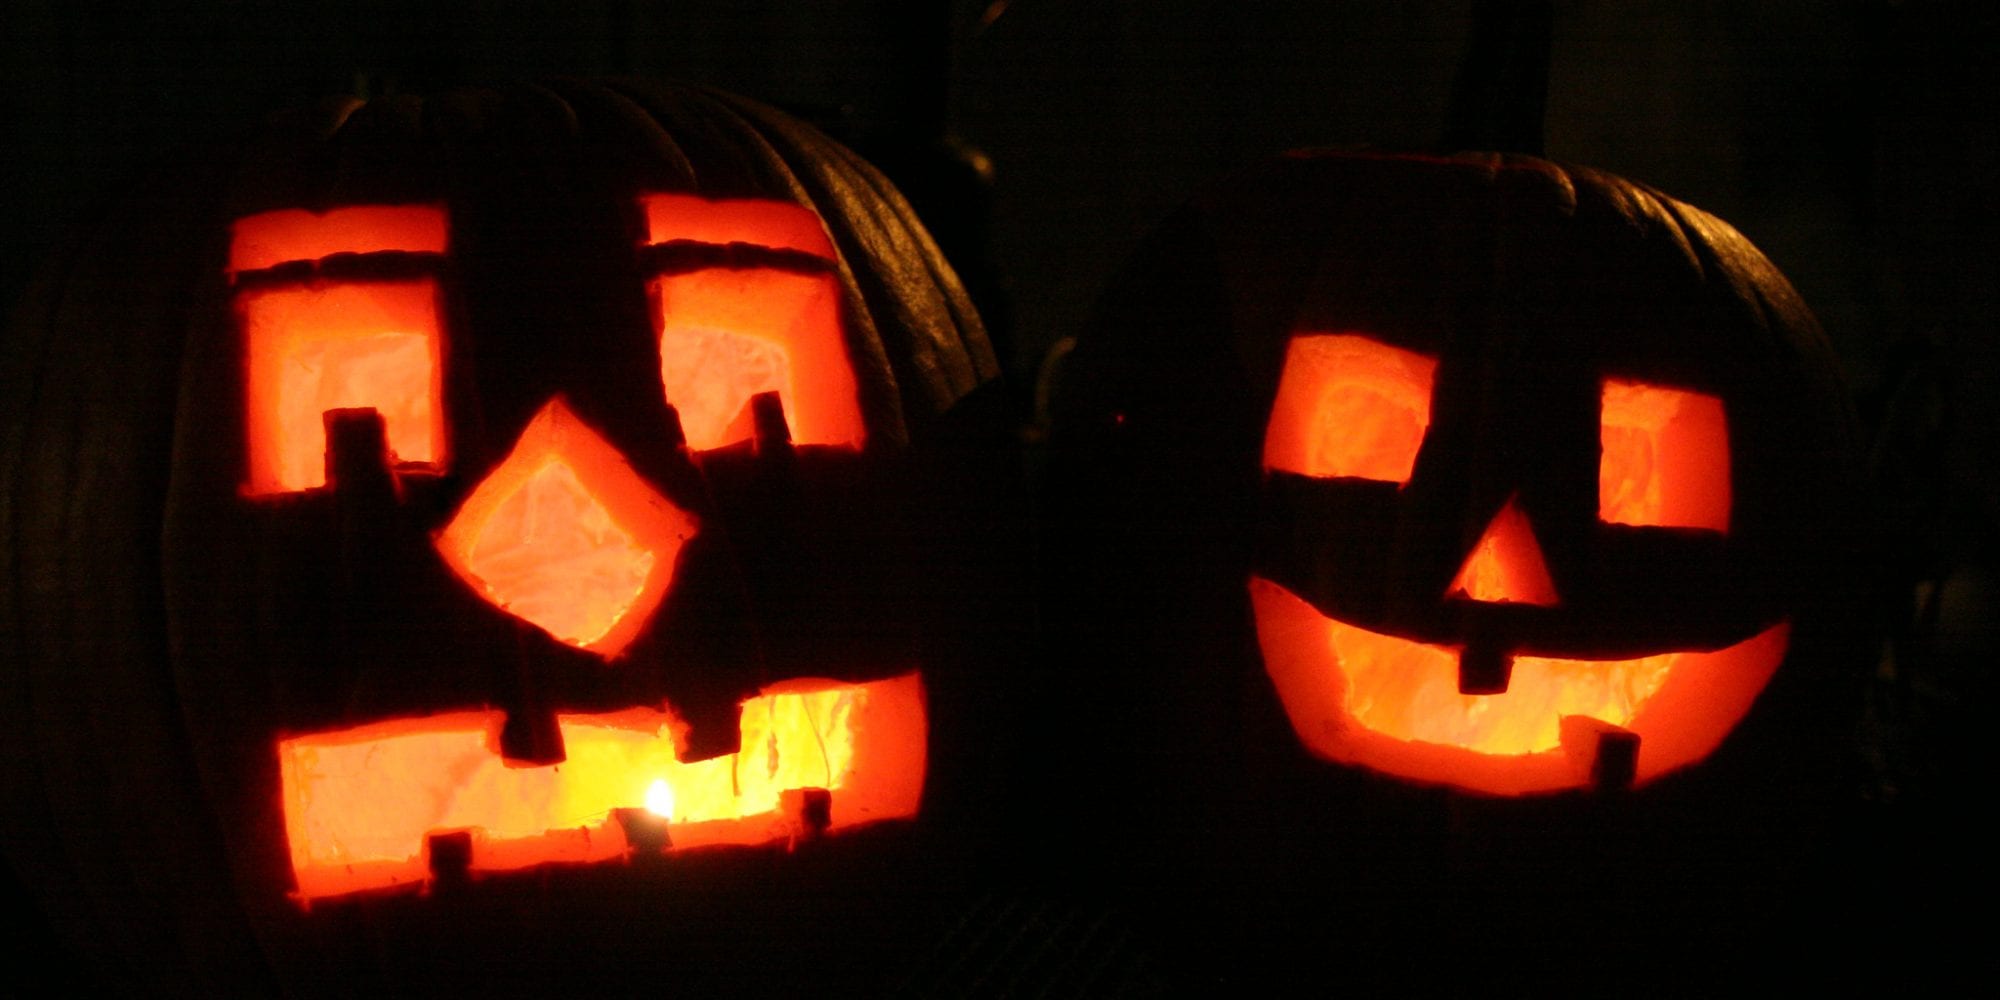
<box><xmin>1045</xmin><ymin>151</ymin><xmax>1859</xmax><ymax>903</ymax></box>
<box><xmin>1</xmin><ymin>80</ymin><xmax>1006</xmax><ymax>994</ymax></box>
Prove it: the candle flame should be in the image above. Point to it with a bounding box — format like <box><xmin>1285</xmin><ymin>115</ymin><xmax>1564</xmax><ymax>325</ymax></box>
<box><xmin>644</xmin><ymin>778</ymin><xmax>674</xmax><ymax>819</ymax></box>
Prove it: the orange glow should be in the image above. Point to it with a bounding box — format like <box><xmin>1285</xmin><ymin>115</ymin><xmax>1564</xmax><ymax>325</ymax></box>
<box><xmin>434</xmin><ymin>398</ymin><xmax>697</xmax><ymax>656</ymax></box>
<box><xmin>652</xmin><ymin>268</ymin><xmax>864</xmax><ymax>451</ymax></box>
<box><xmin>277</xmin><ymin>672</ymin><xmax>927</xmax><ymax>901</ymax></box>
<box><xmin>229</xmin><ymin>204</ymin><xmax>448</xmax><ymax>276</ymax></box>
<box><xmin>240</xmin><ymin>280</ymin><xmax>444</xmax><ymax>494</ymax></box>
<box><xmin>1250</xmin><ymin>577</ymin><xmax>1787</xmax><ymax>795</ymax></box>
<box><xmin>1599</xmin><ymin>379</ymin><xmax>1731</xmax><ymax>532</ymax></box>
<box><xmin>1264</xmin><ymin>334</ymin><xmax>1437</xmax><ymax>484</ymax></box>
<box><xmin>640</xmin><ymin>194</ymin><xmax>836</xmax><ymax>262</ymax></box>
<box><xmin>1445</xmin><ymin>495</ymin><xmax>1561</xmax><ymax>607</ymax></box>
<box><xmin>229</xmin><ymin>205</ymin><xmax>448</xmax><ymax>274</ymax></box>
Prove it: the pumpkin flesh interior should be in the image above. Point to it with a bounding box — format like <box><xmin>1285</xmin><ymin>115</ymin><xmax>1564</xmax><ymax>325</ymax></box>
<box><xmin>1253</xmin><ymin>578</ymin><xmax>1788</xmax><ymax>794</ymax></box>
<box><xmin>241</xmin><ymin>281</ymin><xmax>444</xmax><ymax>494</ymax></box>
<box><xmin>1599</xmin><ymin>379</ymin><xmax>1732</xmax><ymax>531</ymax></box>
<box><xmin>641</xmin><ymin>193</ymin><xmax>837</xmax><ymax>261</ymax></box>
<box><xmin>1256</xmin><ymin>335</ymin><xmax>1780</xmax><ymax>793</ymax></box>
<box><xmin>229</xmin><ymin>204</ymin><xmax>448</xmax><ymax>275</ymax></box>
<box><xmin>652</xmin><ymin>268</ymin><xmax>863</xmax><ymax>451</ymax></box>
<box><xmin>434</xmin><ymin>397</ymin><xmax>696</xmax><ymax>656</ymax></box>
<box><xmin>233</xmin><ymin>205</ymin><xmax>450</xmax><ymax>496</ymax></box>
<box><xmin>643</xmin><ymin>194</ymin><xmax>863</xmax><ymax>452</ymax></box>
<box><xmin>1445</xmin><ymin>495</ymin><xmax>1561</xmax><ymax>607</ymax></box>
<box><xmin>278</xmin><ymin>672</ymin><xmax>926</xmax><ymax>901</ymax></box>
<box><xmin>1264</xmin><ymin>334</ymin><xmax>1434</xmax><ymax>484</ymax></box>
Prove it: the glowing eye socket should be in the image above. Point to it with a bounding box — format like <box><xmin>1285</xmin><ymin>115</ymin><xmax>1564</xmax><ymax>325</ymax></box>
<box><xmin>1264</xmin><ymin>334</ymin><xmax>1437</xmax><ymax>485</ymax></box>
<box><xmin>640</xmin><ymin>195</ymin><xmax>864</xmax><ymax>452</ymax></box>
<box><xmin>240</xmin><ymin>282</ymin><xmax>445</xmax><ymax>494</ymax></box>
<box><xmin>651</xmin><ymin>268</ymin><xmax>862</xmax><ymax>451</ymax></box>
<box><xmin>1598</xmin><ymin>379</ymin><xmax>1731</xmax><ymax>532</ymax></box>
<box><xmin>233</xmin><ymin>205</ymin><xmax>449</xmax><ymax>497</ymax></box>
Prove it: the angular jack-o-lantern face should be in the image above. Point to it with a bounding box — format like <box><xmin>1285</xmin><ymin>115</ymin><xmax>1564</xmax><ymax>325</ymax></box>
<box><xmin>2</xmin><ymin>81</ymin><xmax>1010</xmax><ymax>992</ymax></box>
<box><xmin>1052</xmin><ymin>150</ymin><xmax>1852</xmax><ymax>801</ymax></box>
<box><xmin>219</xmin><ymin>194</ymin><xmax>943</xmax><ymax>901</ymax></box>
<box><xmin>3</xmin><ymin>79</ymin><xmax>999</xmax><ymax>942</ymax></box>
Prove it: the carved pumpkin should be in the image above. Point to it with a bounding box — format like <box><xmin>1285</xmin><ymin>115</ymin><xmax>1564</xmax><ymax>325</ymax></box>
<box><xmin>2</xmin><ymin>80</ymin><xmax>1007</xmax><ymax>993</ymax></box>
<box><xmin>1055</xmin><ymin>149</ymin><xmax>1853</xmax><ymax>796</ymax></box>
<box><xmin>1043</xmin><ymin>150</ymin><xmax>1862</xmax><ymax>983</ymax></box>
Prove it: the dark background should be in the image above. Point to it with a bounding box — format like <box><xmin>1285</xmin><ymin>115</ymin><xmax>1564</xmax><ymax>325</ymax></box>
<box><xmin>5</xmin><ymin>0</ymin><xmax>1992</xmax><ymax>988</ymax></box>
<box><xmin>8</xmin><ymin>2</ymin><xmax>1996</xmax><ymax>397</ymax></box>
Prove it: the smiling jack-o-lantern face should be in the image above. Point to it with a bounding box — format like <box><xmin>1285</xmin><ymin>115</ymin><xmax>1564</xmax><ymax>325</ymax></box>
<box><xmin>1254</xmin><ymin>333</ymin><xmax>1786</xmax><ymax>795</ymax></box>
<box><xmin>1050</xmin><ymin>150</ymin><xmax>1854</xmax><ymax>803</ymax></box>
<box><xmin>0</xmin><ymin>80</ymin><xmax>1005</xmax><ymax>991</ymax></box>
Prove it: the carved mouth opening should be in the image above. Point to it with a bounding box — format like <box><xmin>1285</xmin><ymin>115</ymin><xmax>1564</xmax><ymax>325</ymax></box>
<box><xmin>278</xmin><ymin>672</ymin><xmax>925</xmax><ymax>902</ymax></box>
<box><xmin>1250</xmin><ymin>577</ymin><xmax>1788</xmax><ymax>795</ymax></box>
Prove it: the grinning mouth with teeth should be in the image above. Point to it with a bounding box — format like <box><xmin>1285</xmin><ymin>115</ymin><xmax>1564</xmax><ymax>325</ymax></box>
<box><xmin>1251</xmin><ymin>577</ymin><xmax>1788</xmax><ymax>797</ymax></box>
<box><xmin>277</xmin><ymin>671</ymin><xmax>926</xmax><ymax>900</ymax></box>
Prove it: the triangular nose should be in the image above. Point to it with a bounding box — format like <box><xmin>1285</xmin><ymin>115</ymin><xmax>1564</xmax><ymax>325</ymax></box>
<box><xmin>1446</xmin><ymin>495</ymin><xmax>1560</xmax><ymax>607</ymax></box>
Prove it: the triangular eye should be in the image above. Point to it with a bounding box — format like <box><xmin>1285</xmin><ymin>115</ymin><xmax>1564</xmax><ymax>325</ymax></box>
<box><xmin>1264</xmin><ymin>334</ymin><xmax>1437</xmax><ymax>485</ymax></box>
<box><xmin>1598</xmin><ymin>379</ymin><xmax>1730</xmax><ymax>532</ymax></box>
<box><xmin>640</xmin><ymin>195</ymin><xmax>864</xmax><ymax>452</ymax></box>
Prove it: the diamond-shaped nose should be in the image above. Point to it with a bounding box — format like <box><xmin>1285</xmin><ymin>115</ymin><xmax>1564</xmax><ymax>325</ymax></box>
<box><xmin>434</xmin><ymin>397</ymin><xmax>699</xmax><ymax>656</ymax></box>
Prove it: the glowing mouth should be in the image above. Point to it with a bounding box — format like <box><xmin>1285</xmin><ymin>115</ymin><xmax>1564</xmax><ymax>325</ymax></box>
<box><xmin>1249</xmin><ymin>577</ymin><xmax>1788</xmax><ymax>795</ymax></box>
<box><xmin>277</xmin><ymin>672</ymin><xmax>925</xmax><ymax>901</ymax></box>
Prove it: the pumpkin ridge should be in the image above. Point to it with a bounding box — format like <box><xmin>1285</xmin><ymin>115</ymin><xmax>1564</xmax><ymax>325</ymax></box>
<box><xmin>704</xmin><ymin>85</ymin><xmax>996</xmax><ymax>425</ymax></box>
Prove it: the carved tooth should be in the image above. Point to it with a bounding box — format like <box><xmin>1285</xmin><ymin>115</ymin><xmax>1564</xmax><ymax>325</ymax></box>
<box><xmin>781</xmin><ymin>787</ymin><xmax>833</xmax><ymax>848</ymax></box>
<box><xmin>1457</xmin><ymin>641</ymin><xmax>1513</xmax><ymax>695</ymax></box>
<box><xmin>662</xmin><ymin>401</ymin><xmax>690</xmax><ymax>451</ymax></box>
<box><xmin>498</xmin><ymin>708</ymin><xmax>566</xmax><ymax>767</ymax></box>
<box><xmin>323</xmin><ymin>407</ymin><xmax>397</xmax><ymax>502</ymax></box>
<box><xmin>324</xmin><ymin>408</ymin><xmax>403</xmax><ymax>644</ymax></box>
<box><xmin>750</xmin><ymin>390</ymin><xmax>794</xmax><ymax>460</ymax></box>
<box><xmin>498</xmin><ymin>630</ymin><xmax>568</xmax><ymax>766</ymax></box>
<box><xmin>324</xmin><ymin>408</ymin><xmax>400</xmax><ymax>571</ymax></box>
<box><xmin>611</xmin><ymin>807</ymin><xmax>673</xmax><ymax>856</ymax></box>
<box><xmin>425</xmin><ymin>830</ymin><xmax>474</xmax><ymax>890</ymax></box>
<box><xmin>1559</xmin><ymin>715</ymin><xmax>1640</xmax><ymax>792</ymax></box>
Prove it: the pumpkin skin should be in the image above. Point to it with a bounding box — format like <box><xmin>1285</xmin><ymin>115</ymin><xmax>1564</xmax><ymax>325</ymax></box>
<box><xmin>1044</xmin><ymin>151</ymin><xmax>1863</xmax><ymax>986</ymax></box>
<box><xmin>2</xmin><ymin>79</ymin><xmax>1013</xmax><ymax>994</ymax></box>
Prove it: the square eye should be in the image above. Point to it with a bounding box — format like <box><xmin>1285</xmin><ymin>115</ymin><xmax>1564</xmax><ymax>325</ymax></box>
<box><xmin>640</xmin><ymin>195</ymin><xmax>865</xmax><ymax>452</ymax></box>
<box><xmin>231</xmin><ymin>206</ymin><xmax>448</xmax><ymax>496</ymax></box>
<box><xmin>652</xmin><ymin>268</ymin><xmax>858</xmax><ymax>450</ymax></box>
<box><xmin>1264</xmin><ymin>334</ymin><xmax>1437</xmax><ymax>485</ymax></box>
<box><xmin>1598</xmin><ymin>378</ymin><xmax>1730</xmax><ymax>532</ymax></box>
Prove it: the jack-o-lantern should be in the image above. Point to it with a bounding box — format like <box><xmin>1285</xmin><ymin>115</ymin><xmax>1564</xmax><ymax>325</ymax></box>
<box><xmin>1044</xmin><ymin>150</ymin><xmax>1863</xmax><ymax>984</ymax></box>
<box><xmin>2</xmin><ymin>80</ymin><xmax>1011</xmax><ymax>993</ymax></box>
